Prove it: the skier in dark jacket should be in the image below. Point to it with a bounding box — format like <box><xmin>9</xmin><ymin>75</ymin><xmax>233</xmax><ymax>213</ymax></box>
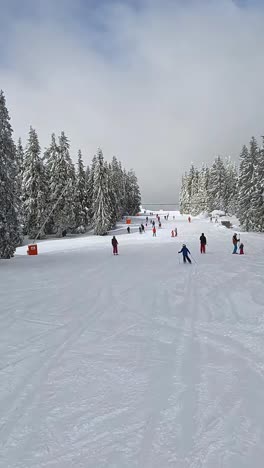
<box><xmin>127</xmin><ymin>226</ymin><xmax>130</xmax><ymax>234</ymax></box>
<box><xmin>178</xmin><ymin>244</ymin><xmax>192</xmax><ymax>263</ymax></box>
<box><xmin>232</xmin><ymin>233</ymin><xmax>240</xmax><ymax>254</ymax></box>
<box><xmin>200</xmin><ymin>233</ymin><xmax>207</xmax><ymax>253</ymax></box>
<box><xmin>112</xmin><ymin>236</ymin><xmax>118</xmax><ymax>255</ymax></box>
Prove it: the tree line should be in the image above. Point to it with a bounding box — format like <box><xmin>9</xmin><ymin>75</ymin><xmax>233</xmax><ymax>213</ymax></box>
<box><xmin>180</xmin><ymin>136</ymin><xmax>264</xmax><ymax>232</ymax></box>
<box><xmin>0</xmin><ymin>90</ymin><xmax>141</xmax><ymax>259</ymax></box>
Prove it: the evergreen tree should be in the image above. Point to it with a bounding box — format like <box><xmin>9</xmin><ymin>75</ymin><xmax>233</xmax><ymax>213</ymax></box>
<box><xmin>224</xmin><ymin>157</ymin><xmax>238</xmax><ymax>215</ymax></box>
<box><xmin>46</xmin><ymin>132</ymin><xmax>75</xmax><ymax>236</ymax></box>
<box><xmin>84</xmin><ymin>165</ymin><xmax>92</xmax><ymax>225</ymax></box>
<box><xmin>75</xmin><ymin>150</ymin><xmax>87</xmax><ymax>229</ymax></box>
<box><xmin>0</xmin><ymin>90</ymin><xmax>20</xmax><ymax>258</ymax></box>
<box><xmin>125</xmin><ymin>170</ymin><xmax>141</xmax><ymax>215</ymax></box>
<box><xmin>87</xmin><ymin>155</ymin><xmax>97</xmax><ymax>221</ymax></box>
<box><xmin>107</xmin><ymin>161</ymin><xmax>118</xmax><ymax>226</ymax></box>
<box><xmin>249</xmin><ymin>138</ymin><xmax>264</xmax><ymax>231</ymax></box>
<box><xmin>43</xmin><ymin>133</ymin><xmax>59</xmax><ymax>234</ymax></box>
<box><xmin>92</xmin><ymin>149</ymin><xmax>112</xmax><ymax>235</ymax></box>
<box><xmin>237</xmin><ymin>138</ymin><xmax>258</xmax><ymax>231</ymax></box>
<box><xmin>196</xmin><ymin>164</ymin><xmax>210</xmax><ymax>213</ymax></box>
<box><xmin>16</xmin><ymin>138</ymin><xmax>25</xmax><ymax>242</ymax></box>
<box><xmin>208</xmin><ymin>156</ymin><xmax>226</xmax><ymax>212</ymax></box>
<box><xmin>22</xmin><ymin>127</ymin><xmax>47</xmax><ymax>238</ymax></box>
<box><xmin>110</xmin><ymin>156</ymin><xmax>124</xmax><ymax>219</ymax></box>
<box><xmin>179</xmin><ymin>173</ymin><xmax>190</xmax><ymax>214</ymax></box>
<box><xmin>190</xmin><ymin>168</ymin><xmax>200</xmax><ymax>215</ymax></box>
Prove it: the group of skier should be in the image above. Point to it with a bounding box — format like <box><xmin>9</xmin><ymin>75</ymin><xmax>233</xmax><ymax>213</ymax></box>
<box><xmin>113</xmin><ymin>219</ymin><xmax>245</xmax><ymax>259</ymax></box>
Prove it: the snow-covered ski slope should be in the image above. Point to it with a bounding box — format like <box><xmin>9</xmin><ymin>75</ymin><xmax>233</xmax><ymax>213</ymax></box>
<box><xmin>1</xmin><ymin>213</ymin><xmax>264</xmax><ymax>468</ymax></box>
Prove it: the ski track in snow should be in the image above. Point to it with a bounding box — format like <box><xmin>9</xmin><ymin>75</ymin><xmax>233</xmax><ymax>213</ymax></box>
<box><xmin>1</xmin><ymin>215</ymin><xmax>264</xmax><ymax>467</ymax></box>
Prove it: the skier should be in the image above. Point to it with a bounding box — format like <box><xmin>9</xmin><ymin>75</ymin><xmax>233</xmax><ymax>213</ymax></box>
<box><xmin>139</xmin><ymin>226</ymin><xmax>142</xmax><ymax>234</ymax></box>
<box><xmin>153</xmin><ymin>226</ymin><xmax>157</xmax><ymax>237</ymax></box>
<box><xmin>175</xmin><ymin>227</ymin><xmax>178</xmax><ymax>237</ymax></box>
<box><xmin>232</xmin><ymin>233</ymin><xmax>240</xmax><ymax>254</ymax></box>
<box><xmin>127</xmin><ymin>226</ymin><xmax>130</xmax><ymax>234</ymax></box>
<box><xmin>146</xmin><ymin>216</ymin><xmax>148</xmax><ymax>223</ymax></box>
<box><xmin>178</xmin><ymin>244</ymin><xmax>192</xmax><ymax>264</ymax></box>
<box><xmin>152</xmin><ymin>220</ymin><xmax>155</xmax><ymax>227</ymax></box>
<box><xmin>159</xmin><ymin>222</ymin><xmax>162</xmax><ymax>228</ymax></box>
<box><xmin>171</xmin><ymin>230</ymin><xmax>175</xmax><ymax>238</ymax></box>
<box><xmin>188</xmin><ymin>216</ymin><xmax>191</xmax><ymax>223</ymax></box>
<box><xmin>239</xmin><ymin>242</ymin><xmax>244</xmax><ymax>255</ymax></box>
<box><xmin>200</xmin><ymin>233</ymin><xmax>207</xmax><ymax>254</ymax></box>
<box><xmin>112</xmin><ymin>236</ymin><xmax>118</xmax><ymax>255</ymax></box>
<box><xmin>141</xmin><ymin>224</ymin><xmax>145</xmax><ymax>233</ymax></box>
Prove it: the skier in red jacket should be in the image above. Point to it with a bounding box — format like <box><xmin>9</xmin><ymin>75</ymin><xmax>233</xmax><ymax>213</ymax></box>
<box><xmin>112</xmin><ymin>236</ymin><xmax>118</xmax><ymax>255</ymax></box>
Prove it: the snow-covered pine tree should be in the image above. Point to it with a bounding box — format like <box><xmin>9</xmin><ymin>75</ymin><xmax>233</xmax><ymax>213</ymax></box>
<box><xmin>15</xmin><ymin>138</ymin><xmax>25</xmax><ymax>242</ymax></box>
<box><xmin>22</xmin><ymin>127</ymin><xmax>47</xmax><ymax>239</ymax></box>
<box><xmin>186</xmin><ymin>165</ymin><xmax>196</xmax><ymax>213</ymax></box>
<box><xmin>125</xmin><ymin>170</ymin><xmax>141</xmax><ymax>215</ymax></box>
<box><xmin>179</xmin><ymin>173</ymin><xmax>190</xmax><ymax>214</ymax></box>
<box><xmin>0</xmin><ymin>90</ymin><xmax>21</xmax><ymax>258</ymax></box>
<box><xmin>87</xmin><ymin>155</ymin><xmax>97</xmax><ymax>221</ymax></box>
<box><xmin>84</xmin><ymin>165</ymin><xmax>92</xmax><ymax>225</ymax></box>
<box><xmin>43</xmin><ymin>133</ymin><xmax>58</xmax><ymax>234</ymax></box>
<box><xmin>196</xmin><ymin>164</ymin><xmax>210</xmax><ymax>214</ymax></box>
<box><xmin>237</xmin><ymin>138</ymin><xmax>258</xmax><ymax>231</ymax></box>
<box><xmin>249</xmin><ymin>138</ymin><xmax>264</xmax><ymax>231</ymax></box>
<box><xmin>190</xmin><ymin>168</ymin><xmax>200</xmax><ymax>215</ymax></box>
<box><xmin>224</xmin><ymin>157</ymin><xmax>238</xmax><ymax>215</ymax></box>
<box><xmin>46</xmin><ymin>132</ymin><xmax>76</xmax><ymax>236</ymax></box>
<box><xmin>110</xmin><ymin>156</ymin><xmax>124</xmax><ymax>219</ymax></box>
<box><xmin>107</xmin><ymin>161</ymin><xmax>118</xmax><ymax>226</ymax></box>
<box><xmin>208</xmin><ymin>156</ymin><xmax>226</xmax><ymax>212</ymax></box>
<box><xmin>92</xmin><ymin>149</ymin><xmax>112</xmax><ymax>235</ymax></box>
<box><xmin>74</xmin><ymin>150</ymin><xmax>87</xmax><ymax>230</ymax></box>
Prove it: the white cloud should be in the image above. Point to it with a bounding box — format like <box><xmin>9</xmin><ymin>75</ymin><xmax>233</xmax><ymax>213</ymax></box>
<box><xmin>1</xmin><ymin>0</ymin><xmax>264</xmax><ymax>202</ymax></box>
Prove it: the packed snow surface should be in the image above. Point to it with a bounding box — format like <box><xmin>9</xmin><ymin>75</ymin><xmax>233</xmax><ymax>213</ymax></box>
<box><xmin>1</xmin><ymin>213</ymin><xmax>264</xmax><ymax>468</ymax></box>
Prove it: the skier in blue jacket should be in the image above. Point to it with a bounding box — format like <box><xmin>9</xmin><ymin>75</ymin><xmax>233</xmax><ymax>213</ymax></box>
<box><xmin>178</xmin><ymin>244</ymin><xmax>192</xmax><ymax>263</ymax></box>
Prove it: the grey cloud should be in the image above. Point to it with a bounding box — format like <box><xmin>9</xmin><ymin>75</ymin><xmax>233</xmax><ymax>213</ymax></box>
<box><xmin>1</xmin><ymin>0</ymin><xmax>264</xmax><ymax>203</ymax></box>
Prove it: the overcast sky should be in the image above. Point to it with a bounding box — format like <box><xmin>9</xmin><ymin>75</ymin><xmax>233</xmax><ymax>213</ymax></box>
<box><xmin>1</xmin><ymin>0</ymin><xmax>264</xmax><ymax>203</ymax></box>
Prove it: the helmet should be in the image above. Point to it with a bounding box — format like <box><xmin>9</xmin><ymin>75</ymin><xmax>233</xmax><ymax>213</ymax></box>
<box><xmin>183</xmin><ymin>243</ymin><xmax>186</xmax><ymax>247</ymax></box>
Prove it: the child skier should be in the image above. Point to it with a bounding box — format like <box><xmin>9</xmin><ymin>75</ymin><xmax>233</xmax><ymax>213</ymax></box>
<box><xmin>178</xmin><ymin>244</ymin><xmax>192</xmax><ymax>263</ymax></box>
<box><xmin>200</xmin><ymin>233</ymin><xmax>207</xmax><ymax>253</ymax></box>
<box><xmin>239</xmin><ymin>242</ymin><xmax>244</xmax><ymax>255</ymax></box>
<box><xmin>112</xmin><ymin>236</ymin><xmax>118</xmax><ymax>255</ymax></box>
<box><xmin>153</xmin><ymin>226</ymin><xmax>157</xmax><ymax>237</ymax></box>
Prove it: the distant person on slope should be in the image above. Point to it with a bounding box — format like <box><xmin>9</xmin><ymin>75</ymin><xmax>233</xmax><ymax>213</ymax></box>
<box><xmin>112</xmin><ymin>236</ymin><xmax>118</xmax><ymax>255</ymax></box>
<box><xmin>127</xmin><ymin>226</ymin><xmax>130</xmax><ymax>234</ymax></box>
<box><xmin>153</xmin><ymin>226</ymin><xmax>157</xmax><ymax>237</ymax></box>
<box><xmin>178</xmin><ymin>244</ymin><xmax>192</xmax><ymax>264</ymax></box>
<box><xmin>232</xmin><ymin>233</ymin><xmax>240</xmax><ymax>254</ymax></box>
<box><xmin>175</xmin><ymin>227</ymin><xmax>178</xmax><ymax>237</ymax></box>
<box><xmin>200</xmin><ymin>233</ymin><xmax>207</xmax><ymax>253</ymax></box>
<box><xmin>139</xmin><ymin>226</ymin><xmax>142</xmax><ymax>234</ymax></box>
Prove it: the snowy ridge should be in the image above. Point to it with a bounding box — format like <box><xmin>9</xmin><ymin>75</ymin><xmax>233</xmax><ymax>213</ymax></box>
<box><xmin>1</xmin><ymin>212</ymin><xmax>264</xmax><ymax>467</ymax></box>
